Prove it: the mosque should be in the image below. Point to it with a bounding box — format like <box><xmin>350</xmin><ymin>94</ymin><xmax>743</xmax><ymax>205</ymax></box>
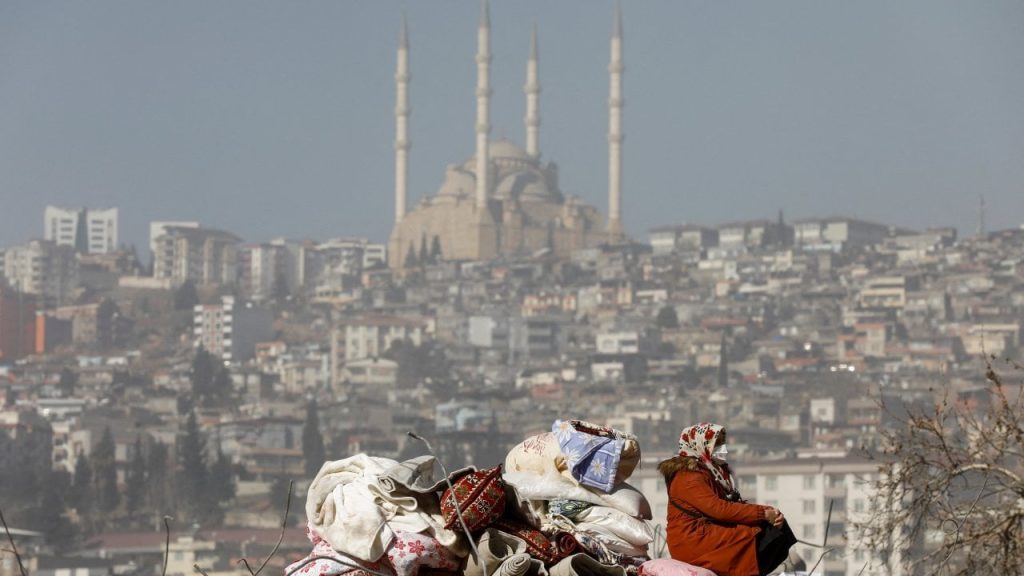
<box><xmin>387</xmin><ymin>1</ymin><xmax>626</xmax><ymax>268</ymax></box>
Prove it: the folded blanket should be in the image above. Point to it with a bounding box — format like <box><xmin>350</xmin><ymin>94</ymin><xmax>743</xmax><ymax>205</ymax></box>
<box><xmin>502</xmin><ymin>471</ymin><xmax>652</xmax><ymax>520</ymax></box>
<box><xmin>552</xmin><ymin>420</ymin><xmax>640</xmax><ymax>492</ymax></box>
<box><xmin>572</xmin><ymin>506</ymin><xmax>654</xmax><ymax>547</ymax></box>
<box><xmin>287</xmin><ymin>529</ymin><xmax>461</xmax><ymax>576</ymax></box>
<box><xmin>306</xmin><ymin>453</ymin><xmax>466</xmax><ymax>561</ymax></box>
<box><xmin>378</xmin><ymin>454</ymin><xmax>476</xmax><ymax>495</ymax></box>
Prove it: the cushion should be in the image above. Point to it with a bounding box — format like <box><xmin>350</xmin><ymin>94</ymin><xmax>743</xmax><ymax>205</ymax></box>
<box><xmin>440</xmin><ymin>464</ymin><xmax>506</xmax><ymax>532</ymax></box>
<box><xmin>639</xmin><ymin>558</ymin><xmax>718</xmax><ymax>576</ymax></box>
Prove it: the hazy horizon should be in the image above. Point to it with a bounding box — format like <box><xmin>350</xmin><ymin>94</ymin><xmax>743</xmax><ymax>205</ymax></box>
<box><xmin>2</xmin><ymin>0</ymin><xmax>1023</xmax><ymax>250</ymax></box>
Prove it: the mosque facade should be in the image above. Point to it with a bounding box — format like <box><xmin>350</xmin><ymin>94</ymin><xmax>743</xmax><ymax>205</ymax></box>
<box><xmin>387</xmin><ymin>1</ymin><xmax>626</xmax><ymax>268</ymax></box>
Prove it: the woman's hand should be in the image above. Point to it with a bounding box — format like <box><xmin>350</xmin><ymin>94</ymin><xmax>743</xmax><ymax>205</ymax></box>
<box><xmin>763</xmin><ymin>507</ymin><xmax>785</xmax><ymax>528</ymax></box>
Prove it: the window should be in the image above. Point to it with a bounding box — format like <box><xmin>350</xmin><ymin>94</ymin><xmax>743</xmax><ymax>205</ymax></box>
<box><xmin>803</xmin><ymin>524</ymin><xmax>816</xmax><ymax>539</ymax></box>
<box><xmin>803</xmin><ymin>499</ymin><xmax>816</xmax><ymax>514</ymax></box>
<box><xmin>827</xmin><ymin>473</ymin><xmax>845</xmax><ymax>488</ymax></box>
<box><xmin>803</xmin><ymin>475</ymin><xmax>817</xmax><ymax>489</ymax></box>
<box><xmin>763</xmin><ymin>475</ymin><xmax>777</xmax><ymax>490</ymax></box>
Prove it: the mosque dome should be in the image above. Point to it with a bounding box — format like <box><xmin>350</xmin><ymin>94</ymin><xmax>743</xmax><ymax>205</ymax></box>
<box><xmin>490</xmin><ymin>139</ymin><xmax>531</xmax><ymax>161</ymax></box>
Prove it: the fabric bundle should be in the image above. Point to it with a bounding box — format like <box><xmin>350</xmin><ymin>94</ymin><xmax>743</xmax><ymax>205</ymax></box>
<box><xmin>296</xmin><ymin>420</ymin><xmax>655</xmax><ymax>576</ymax></box>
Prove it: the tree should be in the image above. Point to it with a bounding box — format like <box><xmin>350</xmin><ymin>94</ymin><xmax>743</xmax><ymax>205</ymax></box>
<box><xmin>655</xmin><ymin>305</ymin><xmax>679</xmax><ymax>329</ymax></box>
<box><xmin>858</xmin><ymin>361</ymin><xmax>1024</xmax><ymax>574</ymax></box>
<box><xmin>302</xmin><ymin>401</ymin><xmax>326</xmax><ymax>478</ymax></box>
<box><xmin>146</xmin><ymin>441</ymin><xmax>171</xmax><ymax>515</ymax></box>
<box><xmin>92</xmin><ymin>426</ymin><xmax>120</xmax><ymax>514</ymax></box>
<box><xmin>190</xmin><ymin>347</ymin><xmax>229</xmax><ymax>405</ymax></box>
<box><xmin>430</xmin><ymin>236</ymin><xmax>442</xmax><ymax>263</ymax></box>
<box><xmin>58</xmin><ymin>367</ymin><xmax>78</xmax><ymax>397</ymax></box>
<box><xmin>37</xmin><ymin>470</ymin><xmax>75</xmax><ymax>548</ymax></box>
<box><xmin>125</xmin><ymin>436</ymin><xmax>147</xmax><ymax>517</ymax></box>
<box><xmin>419</xmin><ymin>234</ymin><xmax>429</xmax><ymax>265</ymax></box>
<box><xmin>174</xmin><ymin>280</ymin><xmax>199</xmax><ymax>310</ymax></box>
<box><xmin>70</xmin><ymin>452</ymin><xmax>94</xmax><ymax>519</ymax></box>
<box><xmin>179</xmin><ymin>411</ymin><xmax>208</xmax><ymax>522</ymax></box>
<box><xmin>208</xmin><ymin>445</ymin><xmax>236</xmax><ymax>505</ymax></box>
<box><xmin>716</xmin><ymin>332</ymin><xmax>729</xmax><ymax>388</ymax></box>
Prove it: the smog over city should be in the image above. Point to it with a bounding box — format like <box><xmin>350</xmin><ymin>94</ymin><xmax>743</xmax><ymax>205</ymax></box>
<box><xmin>1</xmin><ymin>2</ymin><xmax>1022</xmax><ymax>575</ymax></box>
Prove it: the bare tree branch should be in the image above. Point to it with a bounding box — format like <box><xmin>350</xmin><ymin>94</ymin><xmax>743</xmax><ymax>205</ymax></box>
<box><xmin>237</xmin><ymin>479</ymin><xmax>294</xmax><ymax>576</ymax></box>
<box><xmin>0</xmin><ymin>507</ymin><xmax>27</xmax><ymax>576</ymax></box>
<box><xmin>162</xmin><ymin>516</ymin><xmax>173</xmax><ymax>576</ymax></box>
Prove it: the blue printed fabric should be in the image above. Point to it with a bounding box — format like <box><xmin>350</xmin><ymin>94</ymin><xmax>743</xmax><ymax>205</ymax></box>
<box><xmin>552</xmin><ymin>419</ymin><xmax>628</xmax><ymax>493</ymax></box>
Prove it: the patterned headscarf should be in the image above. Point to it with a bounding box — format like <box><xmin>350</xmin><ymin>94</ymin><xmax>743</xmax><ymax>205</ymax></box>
<box><xmin>678</xmin><ymin>422</ymin><xmax>734</xmax><ymax>494</ymax></box>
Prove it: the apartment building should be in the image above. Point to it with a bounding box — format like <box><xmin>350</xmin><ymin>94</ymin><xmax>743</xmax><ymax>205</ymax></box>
<box><xmin>193</xmin><ymin>296</ymin><xmax>273</xmax><ymax>362</ymax></box>
<box><xmin>736</xmin><ymin>453</ymin><xmax>888</xmax><ymax>576</ymax></box>
<box><xmin>1</xmin><ymin>240</ymin><xmax>78</xmax><ymax>304</ymax></box>
<box><xmin>152</xmin><ymin>225</ymin><xmax>239</xmax><ymax>286</ymax></box>
<box><xmin>44</xmin><ymin>206</ymin><xmax>118</xmax><ymax>255</ymax></box>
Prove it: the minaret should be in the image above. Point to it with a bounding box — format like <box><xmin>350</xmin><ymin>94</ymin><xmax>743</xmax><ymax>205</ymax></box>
<box><xmin>607</xmin><ymin>1</ymin><xmax>624</xmax><ymax>238</ymax></box>
<box><xmin>524</xmin><ymin>24</ymin><xmax>541</xmax><ymax>159</ymax></box>
<box><xmin>475</xmin><ymin>0</ymin><xmax>492</xmax><ymax>210</ymax></box>
<box><xmin>394</xmin><ymin>14</ymin><xmax>410</xmax><ymax>224</ymax></box>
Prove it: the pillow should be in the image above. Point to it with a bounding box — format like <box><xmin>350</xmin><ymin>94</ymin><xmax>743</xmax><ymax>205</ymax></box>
<box><xmin>639</xmin><ymin>558</ymin><xmax>718</xmax><ymax>576</ymax></box>
<box><xmin>440</xmin><ymin>464</ymin><xmax>506</xmax><ymax>532</ymax></box>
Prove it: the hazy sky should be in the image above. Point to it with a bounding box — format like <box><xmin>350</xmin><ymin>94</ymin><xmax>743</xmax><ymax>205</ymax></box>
<box><xmin>2</xmin><ymin>1</ymin><xmax>1023</xmax><ymax>250</ymax></box>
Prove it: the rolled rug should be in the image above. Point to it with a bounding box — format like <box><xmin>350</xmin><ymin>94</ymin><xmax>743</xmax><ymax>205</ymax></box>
<box><xmin>494</xmin><ymin>553</ymin><xmax>534</xmax><ymax>576</ymax></box>
<box><xmin>548</xmin><ymin>553</ymin><xmax>627</xmax><ymax>576</ymax></box>
<box><xmin>465</xmin><ymin>529</ymin><xmax>546</xmax><ymax>576</ymax></box>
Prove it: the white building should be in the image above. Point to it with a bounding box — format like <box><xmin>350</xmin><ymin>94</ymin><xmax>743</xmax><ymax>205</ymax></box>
<box><xmin>1</xmin><ymin>240</ymin><xmax>79</xmax><ymax>304</ymax></box>
<box><xmin>735</xmin><ymin>453</ymin><xmax>891</xmax><ymax>576</ymax></box>
<box><xmin>44</xmin><ymin>206</ymin><xmax>118</xmax><ymax>254</ymax></box>
<box><xmin>152</xmin><ymin>225</ymin><xmax>239</xmax><ymax>287</ymax></box>
<box><xmin>341</xmin><ymin>314</ymin><xmax>427</xmax><ymax>361</ymax></box>
<box><xmin>149</xmin><ymin>221</ymin><xmax>199</xmax><ymax>257</ymax></box>
<box><xmin>596</xmin><ymin>331</ymin><xmax>642</xmax><ymax>354</ymax></box>
<box><xmin>193</xmin><ymin>295</ymin><xmax>274</xmax><ymax>362</ymax></box>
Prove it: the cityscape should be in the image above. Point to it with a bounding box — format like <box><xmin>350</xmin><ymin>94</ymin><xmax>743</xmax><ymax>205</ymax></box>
<box><xmin>2</xmin><ymin>3</ymin><xmax>1022</xmax><ymax>576</ymax></box>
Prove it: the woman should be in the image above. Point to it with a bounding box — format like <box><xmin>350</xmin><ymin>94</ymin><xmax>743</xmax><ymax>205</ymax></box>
<box><xmin>659</xmin><ymin>423</ymin><xmax>796</xmax><ymax>576</ymax></box>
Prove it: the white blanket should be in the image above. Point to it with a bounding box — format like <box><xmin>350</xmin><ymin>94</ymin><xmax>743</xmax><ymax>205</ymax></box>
<box><xmin>503</xmin><ymin>471</ymin><xmax>652</xmax><ymax>520</ymax></box>
<box><xmin>306</xmin><ymin>453</ymin><xmax>466</xmax><ymax>562</ymax></box>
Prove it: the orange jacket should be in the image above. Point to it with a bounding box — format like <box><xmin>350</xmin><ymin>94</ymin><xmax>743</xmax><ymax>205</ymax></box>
<box><xmin>665</xmin><ymin>468</ymin><xmax>768</xmax><ymax>576</ymax></box>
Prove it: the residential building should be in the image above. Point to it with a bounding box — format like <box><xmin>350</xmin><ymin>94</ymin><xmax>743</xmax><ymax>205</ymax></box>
<box><xmin>44</xmin><ymin>206</ymin><xmax>118</xmax><ymax>254</ymax></box>
<box><xmin>193</xmin><ymin>296</ymin><xmax>273</xmax><ymax>362</ymax></box>
<box><xmin>1</xmin><ymin>240</ymin><xmax>78</xmax><ymax>304</ymax></box>
<box><xmin>341</xmin><ymin>314</ymin><xmax>427</xmax><ymax>361</ymax></box>
<box><xmin>152</xmin><ymin>225</ymin><xmax>239</xmax><ymax>287</ymax></box>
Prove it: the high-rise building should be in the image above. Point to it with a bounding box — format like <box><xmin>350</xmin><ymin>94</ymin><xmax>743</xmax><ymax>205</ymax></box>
<box><xmin>194</xmin><ymin>295</ymin><xmax>274</xmax><ymax>363</ymax></box>
<box><xmin>44</xmin><ymin>206</ymin><xmax>119</xmax><ymax>255</ymax></box>
<box><xmin>151</xmin><ymin>225</ymin><xmax>239</xmax><ymax>287</ymax></box>
<box><xmin>1</xmin><ymin>240</ymin><xmax>79</xmax><ymax>304</ymax></box>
